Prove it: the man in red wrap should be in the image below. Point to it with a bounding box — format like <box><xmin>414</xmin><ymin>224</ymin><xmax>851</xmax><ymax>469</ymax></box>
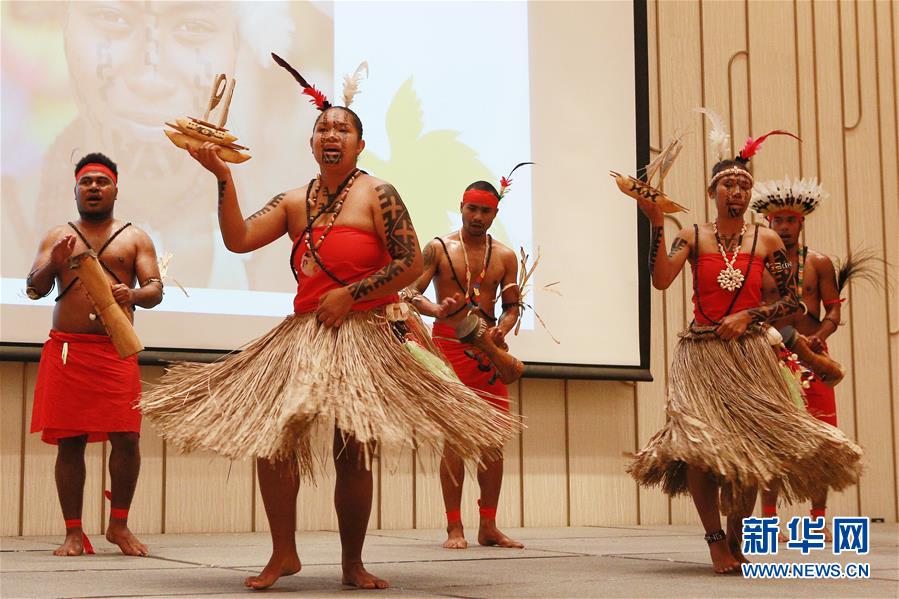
<box><xmin>408</xmin><ymin>179</ymin><xmax>524</xmax><ymax>550</ymax></box>
<box><xmin>26</xmin><ymin>152</ymin><xmax>163</xmax><ymax>557</ymax></box>
<box><xmin>754</xmin><ymin>177</ymin><xmax>847</xmax><ymax>542</ymax></box>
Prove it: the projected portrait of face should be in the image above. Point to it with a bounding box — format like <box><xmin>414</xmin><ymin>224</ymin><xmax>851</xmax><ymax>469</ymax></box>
<box><xmin>15</xmin><ymin>1</ymin><xmax>332</xmax><ymax>291</ymax></box>
<box><xmin>63</xmin><ymin>1</ymin><xmax>239</xmax><ymax>173</ymax></box>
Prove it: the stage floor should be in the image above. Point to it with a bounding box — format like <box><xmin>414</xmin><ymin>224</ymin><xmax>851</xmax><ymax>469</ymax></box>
<box><xmin>2</xmin><ymin>524</ymin><xmax>897</xmax><ymax>598</ymax></box>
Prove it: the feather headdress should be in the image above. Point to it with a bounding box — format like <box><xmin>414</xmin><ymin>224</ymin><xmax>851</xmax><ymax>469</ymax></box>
<box><xmin>738</xmin><ymin>130</ymin><xmax>801</xmax><ymax>162</ymax></box>
<box><xmin>751</xmin><ymin>176</ymin><xmax>828</xmax><ymax>217</ymax></box>
<box><xmin>271</xmin><ymin>53</ymin><xmax>331</xmax><ymax>110</ymax></box>
<box><xmin>342</xmin><ymin>62</ymin><xmax>369</xmax><ymax>107</ymax></box>
<box><xmin>498</xmin><ymin>162</ymin><xmax>535</xmax><ymax>199</ymax></box>
<box><xmin>695</xmin><ymin>107</ymin><xmax>730</xmax><ymax>162</ymax></box>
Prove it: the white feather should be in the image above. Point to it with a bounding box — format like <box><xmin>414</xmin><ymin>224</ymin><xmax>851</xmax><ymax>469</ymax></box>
<box><xmin>342</xmin><ymin>61</ymin><xmax>369</xmax><ymax>107</ymax></box>
<box><xmin>694</xmin><ymin>107</ymin><xmax>730</xmax><ymax>162</ymax></box>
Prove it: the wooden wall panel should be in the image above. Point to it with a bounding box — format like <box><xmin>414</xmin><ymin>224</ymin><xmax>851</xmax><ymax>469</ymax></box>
<box><xmin>0</xmin><ymin>363</ymin><xmax>25</xmax><ymax>535</ymax></box>
<box><xmin>844</xmin><ymin>0</ymin><xmax>896</xmax><ymax>521</ymax></box>
<box><xmin>163</xmin><ymin>451</ymin><xmax>253</xmax><ymax>533</ymax></box>
<box><xmin>873</xmin><ymin>0</ymin><xmax>899</xmax><ymax>522</ymax></box>
<box><xmin>378</xmin><ymin>444</ymin><xmax>414</xmax><ymax>530</ymax></box>
<box><xmin>568</xmin><ymin>381</ymin><xmax>637</xmax><ymax>526</ymax></box>
<box><xmin>520</xmin><ymin>379</ymin><xmax>567</xmax><ymax>527</ymax></box>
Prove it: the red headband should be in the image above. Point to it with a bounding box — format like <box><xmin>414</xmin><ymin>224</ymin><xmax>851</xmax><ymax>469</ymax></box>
<box><xmin>462</xmin><ymin>189</ymin><xmax>499</xmax><ymax>209</ymax></box>
<box><xmin>75</xmin><ymin>164</ymin><xmax>117</xmax><ymax>185</ymax></box>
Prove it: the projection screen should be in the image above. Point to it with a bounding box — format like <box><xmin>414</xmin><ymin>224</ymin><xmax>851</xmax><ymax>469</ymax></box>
<box><xmin>1</xmin><ymin>1</ymin><xmax>650</xmax><ymax>379</ymax></box>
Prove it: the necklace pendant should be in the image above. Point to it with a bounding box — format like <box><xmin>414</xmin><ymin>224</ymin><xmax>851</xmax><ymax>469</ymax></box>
<box><xmin>717</xmin><ymin>265</ymin><xmax>744</xmax><ymax>292</ymax></box>
<box><xmin>300</xmin><ymin>251</ymin><xmax>319</xmax><ymax>277</ymax></box>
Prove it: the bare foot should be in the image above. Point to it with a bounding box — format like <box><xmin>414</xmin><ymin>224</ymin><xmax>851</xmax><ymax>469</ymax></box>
<box><xmin>443</xmin><ymin>521</ymin><xmax>468</xmax><ymax>549</ymax></box>
<box><xmin>708</xmin><ymin>539</ymin><xmax>741</xmax><ymax>574</ymax></box>
<box><xmin>105</xmin><ymin>521</ymin><xmax>149</xmax><ymax>556</ymax></box>
<box><xmin>342</xmin><ymin>562</ymin><xmax>389</xmax><ymax>589</ymax></box>
<box><xmin>244</xmin><ymin>552</ymin><xmax>302</xmax><ymax>590</ymax></box>
<box><xmin>778</xmin><ymin>529</ymin><xmax>790</xmax><ymax>544</ymax></box>
<box><xmin>821</xmin><ymin>524</ymin><xmax>832</xmax><ymax>543</ymax></box>
<box><xmin>478</xmin><ymin>521</ymin><xmax>524</xmax><ymax>548</ymax></box>
<box><xmin>53</xmin><ymin>531</ymin><xmax>84</xmax><ymax>556</ymax></box>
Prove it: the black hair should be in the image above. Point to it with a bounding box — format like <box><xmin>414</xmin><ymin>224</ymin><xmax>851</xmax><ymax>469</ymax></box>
<box><xmin>313</xmin><ymin>106</ymin><xmax>363</xmax><ymax>140</ymax></box>
<box><xmin>464</xmin><ymin>180</ymin><xmax>500</xmax><ymax>199</ymax></box>
<box><xmin>74</xmin><ymin>152</ymin><xmax>117</xmax><ymax>178</ymax></box>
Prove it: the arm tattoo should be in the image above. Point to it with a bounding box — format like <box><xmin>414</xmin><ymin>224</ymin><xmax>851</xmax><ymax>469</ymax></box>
<box><xmin>422</xmin><ymin>242</ymin><xmax>437</xmax><ymax>270</ymax></box>
<box><xmin>217</xmin><ymin>179</ymin><xmax>227</xmax><ymax>216</ymax></box>
<box><xmin>348</xmin><ymin>184</ymin><xmax>417</xmax><ymax>300</ymax></box>
<box><xmin>668</xmin><ymin>237</ymin><xmax>687</xmax><ymax>258</ymax></box>
<box><xmin>747</xmin><ymin>249</ymin><xmax>801</xmax><ymax>323</ymax></box>
<box><xmin>246</xmin><ymin>192</ymin><xmax>285</xmax><ymax>221</ymax></box>
<box><xmin>648</xmin><ymin>226</ymin><xmax>663</xmax><ymax>274</ymax></box>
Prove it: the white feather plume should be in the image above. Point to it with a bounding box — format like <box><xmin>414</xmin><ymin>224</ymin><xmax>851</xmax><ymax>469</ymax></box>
<box><xmin>342</xmin><ymin>61</ymin><xmax>369</xmax><ymax>107</ymax></box>
<box><xmin>694</xmin><ymin>107</ymin><xmax>730</xmax><ymax>162</ymax></box>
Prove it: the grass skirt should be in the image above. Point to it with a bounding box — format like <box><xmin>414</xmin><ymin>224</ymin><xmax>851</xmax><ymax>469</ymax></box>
<box><xmin>140</xmin><ymin>310</ymin><xmax>519</xmax><ymax>477</ymax></box>
<box><xmin>627</xmin><ymin>325</ymin><xmax>862</xmax><ymax>512</ymax></box>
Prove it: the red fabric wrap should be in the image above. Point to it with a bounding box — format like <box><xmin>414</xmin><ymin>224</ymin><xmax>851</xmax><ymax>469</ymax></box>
<box><xmin>762</xmin><ymin>505</ymin><xmax>778</xmax><ymax>517</ymax></box>
<box><xmin>110</xmin><ymin>508</ymin><xmax>129</xmax><ymax>520</ymax></box>
<box><xmin>432</xmin><ymin>323</ymin><xmax>509</xmax><ymax>411</ymax></box>
<box><xmin>31</xmin><ymin>330</ymin><xmax>141</xmax><ymax>444</ymax></box>
<box><xmin>446</xmin><ymin>510</ymin><xmax>462</xmax><ymax>524</ymax></box>
<box><xmin>75</xmin><ymin>163</ymin><xmax>117</xmax><ymax>185</ymax></box>
<box><xmin>823</xmin><ymin>298</ymin><xmax>846</xmax><ymax>307</ymax></box>
<box><xmin>810</xmin><ymin>508</ymin><xmax>827</xmax><ymax>519</ymax></box>
<box><xmin>801</xmin><ymin>341</ymin><xmax>838</xmax><ymax>426</ymax></box>
<box><xmin>63</xmin><ymin>519</ymin><xmax>95</xmax><ymax>554</ymax></box>
<box><xmin>293</xmin><ymin>226</ymin><xmax>398</xmax><ymax>314</ymax></box>
<box><xmin>462</xmin><ymin>189</ymin><xmax>499</xmax><ymax>209</ymax></box>
<box><xmin>692</xmin><ymin>254</ymin><xmax>763</xmax><ymax>325</ymax></box>
<box><xmin>478</xmin><ymin>499</ymin><xmax>497</xmax><ymax>519</ymax></box>
<box><xmin>804</xmin><ymin>377</ymin><xmax>837</xmax><ymax>426</ymax></box>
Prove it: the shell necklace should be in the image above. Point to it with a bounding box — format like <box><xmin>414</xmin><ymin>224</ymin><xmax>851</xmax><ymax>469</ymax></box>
<box><xmin>714</xmin><ymin>221</ymin><xmax>748</xmax><ymax>292</ymax></box>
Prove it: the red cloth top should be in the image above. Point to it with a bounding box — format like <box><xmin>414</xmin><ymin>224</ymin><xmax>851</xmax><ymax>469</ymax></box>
<box><xmin>692</xmin><ymin>253</ymin><xmax>763</xmax><ymax>325</ymax></box>
<box><xmin>292</xmin><ymin>225</ymin><xmax>398</xmax><ymax>314</ymax></box>
<box><xmin>31</xmin><ymin>330</ymin><xmax>141</xmax><ymax>444</ymax></box>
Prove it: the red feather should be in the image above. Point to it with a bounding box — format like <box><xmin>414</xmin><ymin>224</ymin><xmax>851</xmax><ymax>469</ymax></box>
<box><xmin>302</xmin><ymin>85</ymin><xmax>330</xmax><ymax>110</ymax></box>
<box><xmin>739</xmin><ymin>129</ymin><xmax>801</xmax><ymax>160</ymax></box>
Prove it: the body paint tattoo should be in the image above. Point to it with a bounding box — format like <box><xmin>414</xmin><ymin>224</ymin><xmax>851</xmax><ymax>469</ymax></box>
<box><xmin>247</xmin><ymin>192</ymin><xmax>285</xmax><ymax>221</ymax></box>
<box><xmin>217</xmin><ymin>179</ymin><xmax>227</xmax><ymax>216</ymax></box>
<box><xmin>422</xmin><ymin>242</ymin><xmax>437</xmax><ymax>270</ymax></box>
<box><xmin>648</xmin><ymin>226</ymin><xmax>663</xmax><ymax>274</ymax></box>
<box><xmin>727</xmin><ymin>206</ymin><xmax>741</xmax><ymax>218</ymax></box>
<box><xmin>348</xmin><ymin>184</ymin><xmax>417</xmax><ymax>300</ymax></box>
<box><xmin>747</xmin><ymin>248</ymin><xmax>801</xmax><ymax>323</ymax></box>
<box><xmin>668</xmin><ymin>237</ymin><xmax>687</xmax><ymax>258</ymax></box>
<box><xmin>322</xmin><ymin>150</ymin><xmax>344</xmax><ymax>165</ymax></box>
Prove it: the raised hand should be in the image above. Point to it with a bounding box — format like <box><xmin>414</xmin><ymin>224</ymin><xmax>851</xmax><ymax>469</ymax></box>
<box><xmin>50</xmin><ymin>235</ymin><xmax>77</xmax><ymax>267</ymax></box>
<box><xmin>187</xmin><ymin>141</ymin><xmax>230</xmax><ymax>179</ymax></box>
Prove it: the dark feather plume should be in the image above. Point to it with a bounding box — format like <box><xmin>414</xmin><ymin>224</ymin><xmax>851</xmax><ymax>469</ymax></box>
<box><xmin>271</xmin><ymin>53</ymin><xmax>331</xmax><ymax>110</ymax></box>
<box><xmin>835</xmin><ymin>249</ymin><xmax>885</xmax><ymax>293</ymax></box>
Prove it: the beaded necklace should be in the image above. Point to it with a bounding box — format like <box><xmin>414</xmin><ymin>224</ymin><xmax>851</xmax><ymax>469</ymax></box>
<box><xmin>459</xmin><ymin>232</ymin><xmax>490</xmax><ymax>308</ymax></box>
<box><xmin>299</xmin><ymin>169</ymin><xmax>359</xmax><ymax>277</ymax></box>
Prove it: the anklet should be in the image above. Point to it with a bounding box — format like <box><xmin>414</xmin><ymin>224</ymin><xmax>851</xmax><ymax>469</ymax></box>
<box><xmin>704</xmin><ymin>529</ymin><xmax>726</xmax><ymax>544</ymax></box>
